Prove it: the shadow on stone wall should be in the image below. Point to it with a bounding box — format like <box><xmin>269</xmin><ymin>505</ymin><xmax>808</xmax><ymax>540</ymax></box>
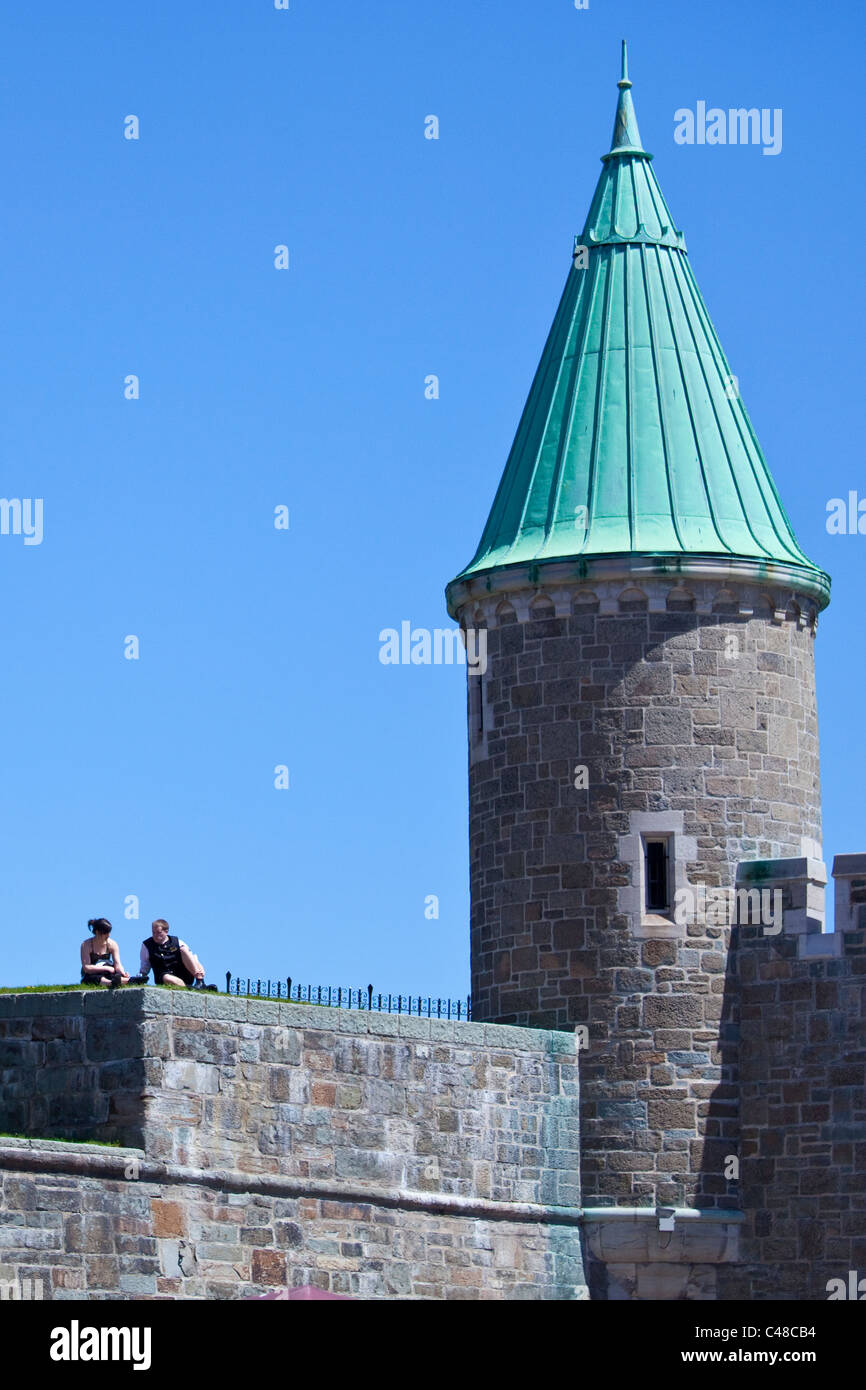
<box><xmin>708</xmin><ymin>923</ymin><xmax>866</xmax><ymax>1301</ymax></box>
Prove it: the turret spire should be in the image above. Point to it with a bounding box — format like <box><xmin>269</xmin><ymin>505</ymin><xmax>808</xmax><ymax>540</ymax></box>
<box><xmin>607</xmin><ymin>38</ymin><xmax>646</xmax><ymax>158</ymax></box>
<box><xmin>619</xmin><ymin>37</ymin><xmax>629</xmax><ymax>86</ymax></box>
<box><xmin>446</xmin><ymin>45</ymin><xmax>830</xmax><ymax>612</ymax></box>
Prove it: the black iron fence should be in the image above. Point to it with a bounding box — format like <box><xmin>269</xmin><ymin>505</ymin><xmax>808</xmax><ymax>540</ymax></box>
<box><xmin>225</xmin><ymin>974</ymin><xmax>472</xmax><ymax>1020</ymax></box>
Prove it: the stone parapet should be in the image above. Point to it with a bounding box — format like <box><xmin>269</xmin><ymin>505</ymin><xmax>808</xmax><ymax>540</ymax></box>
<box><xmin>736</xmin><ymin>856</ymin><xmax>828</xmax><ymax>936</ymax></box>
<box><xmin>0</xmin><ymin>990</ymin><xmax>586</xmax><ymax>1300</ymax></box>
<box><xmin>832</xmin><ymin>853</ymin><xmax>866</xmax><ymax>933</ymax></box>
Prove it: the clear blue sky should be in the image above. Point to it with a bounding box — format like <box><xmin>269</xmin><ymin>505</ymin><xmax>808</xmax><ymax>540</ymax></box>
<box><xmin>1</xmin><ymin>0</ymin><xmax>863</xmax><ymax>993</ymax></box>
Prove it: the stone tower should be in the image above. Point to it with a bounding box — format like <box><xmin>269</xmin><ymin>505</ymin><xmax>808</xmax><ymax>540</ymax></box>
<box><xmin>445</xmin><ymin>47</ymin><xmax>830</xmax><ymax>1224</ymax></box>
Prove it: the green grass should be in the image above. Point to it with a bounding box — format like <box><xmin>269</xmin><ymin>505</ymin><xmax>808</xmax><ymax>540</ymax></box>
<box><xmin>0</xmin><ymin>982</ymin><xmax>320</xmax><ymax>1002</ymax></box>
<box><xmin>0</xmin><ymin>1132</ymin><xmax>127</xmax><ymax>1148</ymax></box>
<box><xmin>0</xmin><ymin>983</ymin><xmax>95</xmax><ymax>994</ymax></box>
<box><xmin>1</xmin><ymin>982</ymin><xmax>191</xmax><ymax>995</ymax></box>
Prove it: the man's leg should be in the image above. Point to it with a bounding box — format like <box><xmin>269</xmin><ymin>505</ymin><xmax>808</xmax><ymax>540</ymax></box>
<box><xmin>179</xmin><ymin>944</ymin><xmax>204</xmax><ymax>982</ymax></box>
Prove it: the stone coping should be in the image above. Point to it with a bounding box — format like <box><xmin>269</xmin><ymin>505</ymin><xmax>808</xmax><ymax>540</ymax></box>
<box><xmin>0</xmin><ymin>1141</ymin><xmax>583</xmax><ymax>1227</ymax></box>
<box><xmin>0</xmin><ymin>1144</ymin><xmax>744</xmax><ymax>1233</ymax></box>
<box><xmin>832</xmin><ymin>853</ymin><xmax>866</xmax><ymax>878</ymax></box>
<box><xmin>736</xmin><ymin>857</ymin><xmax>826</xmax><ymax>883</ymax></box>
<box><xmin>0</xmin><ymin>1135</ymin><xmax>142</xmax><ymax>1157</ymax></box>
<box><xmin>0</xmin><ymin>988</ymin><xmax>575</xmax><ymax>1053</ymax></box>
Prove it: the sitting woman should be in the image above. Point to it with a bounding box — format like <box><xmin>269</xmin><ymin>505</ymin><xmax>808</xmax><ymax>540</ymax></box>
<box><xmin>80</xmin><ymin>918</ymin><xmax>130</xmax><ymax>988</ymax></box>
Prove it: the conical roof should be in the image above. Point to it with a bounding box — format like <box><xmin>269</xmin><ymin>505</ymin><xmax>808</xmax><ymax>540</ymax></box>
<box><xmin>448</xmin><ymin>45</ymin><xmax>829</xmax><ymax>607</ymax></box>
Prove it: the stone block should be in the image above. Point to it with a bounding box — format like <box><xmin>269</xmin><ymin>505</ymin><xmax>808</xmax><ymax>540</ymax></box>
<box><xmin>397</xmin><ymin>1017</ymin><xmax>430</xmax><ymax>1040</ymax></box>
<box><xmin>645</xmin><ymin>710</ymin><xmax>693</xmax><ymax>746</ymax></box>
<box><xmin>171</xmin><ymin>992</ymin><xmax>207</xmax><ymax>1019</ymax></box>
<box><xmin>151</xmin><ymin>1200</ymin><xmax>186</xmax><ymax>1239</ymax></box>
<box><xmin>311</xmin><ymin>1081</ymin><xmax>336</xmax><ymax>1107</ymax></box>
<box><xmin>204</xmin><ymin>995</ymin><xmax>247</xmax><ymax>1022</ymax></box>
<box><xmin>137</xmin><ymin>989</ymin><xmax>174</xmax><ymax>1016</ymax></box>
<box><xmin>643</xmin><ymin>996</ymin><xmax>703</xmax><ymax>1028</ymax></box>
<box><xmin>24</xmin><ymin>992</ymin><xmax>86</xmax><ymax>1019</ymax></box>
<box><xmin>252</xmin><ymin>1249</ymin><xmax>286</xmax><ymax>1286</ymax></box>
<box><xmin>118</xmin><ymin>1273</ymin><xmax>157</xmax><ymax>1294</ymax></box>
<box><xmin>647</xmin><ymin>1101</ymin><xmax>696</xmax><ymax>1129</ymax></box>
<box><xmin>247</xmin><ymin>1000</ymin><xmax>282</xmax><ymax>1026</ymax></box>
<box><xmin>278</xmin><ymin>1002</ymin><xmax>327</xmax><ymax>1029</ymax></box>
<box><xmin>369</xmin><ymin>1013</ymin><xmax>400</xmax><ymax>1038</ymax></box>
<box><xmin>269</xmin><ymin>1069</ymin><xmax>308</xmax><ymax>1105</ymax></box>
<box><xmin>259</xmin><ymin>1028</ymin><xmax>302</xmax><ymax>1066</ymax></box>
<box><xmin>82</xmin><ymin>990</ymin><xmax>129</xmax><ymax>1017</ymax></box>
<box><xmin>85</xmin><ymin>1022</ymin><xmax>140</xmax><ymax>1063</ymax></box>
<box><xmin>163</xmin><ymin>1060</ymin><xmax>220</xmax><ymax>1094</ymax></box>
<box><xmin>65</xmin><ymin>1215</ymin><xmax>113</xmax><ymax>1254</ymax></box>
<box><xmin>335</xmin><ymin>1011</ymin><xmax>370</xmax><ymax>1035</ymax></box>
<box><xmin>334</xmin><ymin>1148</ymin><xmax>397</xmax><ymax>1184</ymax></box>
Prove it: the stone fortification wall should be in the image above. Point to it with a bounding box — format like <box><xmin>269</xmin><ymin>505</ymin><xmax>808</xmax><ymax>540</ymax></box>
<box><xmin>0</xmin><ymin>989</ymin><xmax>584</xmax><ymax>1300</ymax></box>
<box><xmin>717</xmin><ymin>917</ymin><xmax>866</xmax><ymax>1301</ymax></box>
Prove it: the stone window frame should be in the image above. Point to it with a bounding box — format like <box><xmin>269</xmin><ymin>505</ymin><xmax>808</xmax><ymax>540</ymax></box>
<box><xmin>468</xmin><ymin>666</ymin><xmax>489</xmax><ymax>763</ymax></box>
<box><xmin>618</xmin><ymin>811</ymin><xmax>698</xmax><ymax>938</ymax></box>
<box><xmin>643</xmin><ymin>835</ymin><xmax>672</xmax><ymax>913</ymax></box>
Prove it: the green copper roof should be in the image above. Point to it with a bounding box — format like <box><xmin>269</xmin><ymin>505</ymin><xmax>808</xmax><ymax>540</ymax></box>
<box><xmin>450</xmin><ymin>44</ymin><xmax>829</xmax><ymax>601</ymax></box>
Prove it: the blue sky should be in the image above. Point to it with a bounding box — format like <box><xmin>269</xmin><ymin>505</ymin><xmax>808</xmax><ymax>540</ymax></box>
<box><xmin>1</xmin><ymin>0</ymin><xmax>863</xmax><ymax>992</ymax></box>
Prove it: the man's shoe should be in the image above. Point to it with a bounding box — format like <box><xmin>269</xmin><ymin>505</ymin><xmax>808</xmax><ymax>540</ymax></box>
<box><xmin>204</xmin><ymin>984</ymin><xmax>218</xmax><ymax>992</ymax></box>
<box><xmin>127</xmin><ymin>975</ymin><xmax>148</xmax><ymax>986</ymax></box>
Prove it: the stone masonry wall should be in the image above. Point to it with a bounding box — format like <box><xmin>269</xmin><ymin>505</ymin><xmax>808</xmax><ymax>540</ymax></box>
<box><xmin>0</xmin><ymin>989</ymin><xmax>584</xmax><ymax>1300</ymax></box>
<box><xmin>0</xmin><ymin>1141</ymin><xmax>582</xmax><ymax>1300</ymax></box>
<box><xmin>717</xmin><ymin>924</ymin><xmax>866</xmax><ymax>1301</ymax></box>
<box><xmin>456</xmin><ymin>575</ymin><xmax>822</xmax><ymax>1208</ymax></box>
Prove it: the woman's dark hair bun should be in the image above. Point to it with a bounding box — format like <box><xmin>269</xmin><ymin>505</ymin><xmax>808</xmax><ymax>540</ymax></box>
<box><xmin>88</xmin><ymin>917</ymin><xmax>111</xmax><ymax>932</ymax></box>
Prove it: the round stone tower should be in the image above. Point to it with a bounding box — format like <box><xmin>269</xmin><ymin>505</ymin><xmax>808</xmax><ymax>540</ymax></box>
<box><xmin>445</xmin><ymin>47</ymin><xmax>830</xmax><ymax>1219</ymax></box>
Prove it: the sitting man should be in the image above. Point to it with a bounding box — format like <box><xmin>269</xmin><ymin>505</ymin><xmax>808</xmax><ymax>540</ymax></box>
<box><xmin>139</xmin><ymin>918</ymin><xmax>216</xmax><ymax>990</ymax></box>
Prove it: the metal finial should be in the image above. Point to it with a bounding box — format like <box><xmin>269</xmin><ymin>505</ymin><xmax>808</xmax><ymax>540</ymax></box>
<box><xmin>618</xmin><ymin>40</ymin><xmax>631</xmax><ymax>90</ymax></box>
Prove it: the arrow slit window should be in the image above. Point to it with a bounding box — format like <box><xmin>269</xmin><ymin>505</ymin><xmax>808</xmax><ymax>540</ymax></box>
<box><xmin>643</xmin><ymin>836</ymin><xmax>671</xmax><ymax>914</ymax></box>
<box><xmin>468</xmin><ymin>668</ymin><xmax>488</xmax><ymax>763</ymax></box>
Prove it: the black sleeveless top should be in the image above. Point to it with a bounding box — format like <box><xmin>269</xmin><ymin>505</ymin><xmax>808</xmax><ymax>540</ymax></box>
<box><xmin>81</xmin><ymin>942</ymin><xmax>113</xmax><ymax>980</ymax></box>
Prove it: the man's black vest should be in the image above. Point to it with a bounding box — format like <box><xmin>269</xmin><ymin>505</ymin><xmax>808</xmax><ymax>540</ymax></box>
<box><xmin>142</xmin><ymin>934</ymin><xmax>182</xmax><ymax>975</ymax></box>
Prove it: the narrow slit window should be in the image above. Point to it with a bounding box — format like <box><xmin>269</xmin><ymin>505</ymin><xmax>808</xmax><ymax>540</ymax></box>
<box><xmin>644</xmin><ymin>838</ymin><xmax>670</xmax><ymax>913</ymax></box>
<box><xmin>468</xmin><ymin>673</ymin><xmax>483</xmax><ymax>743</ymax></box>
